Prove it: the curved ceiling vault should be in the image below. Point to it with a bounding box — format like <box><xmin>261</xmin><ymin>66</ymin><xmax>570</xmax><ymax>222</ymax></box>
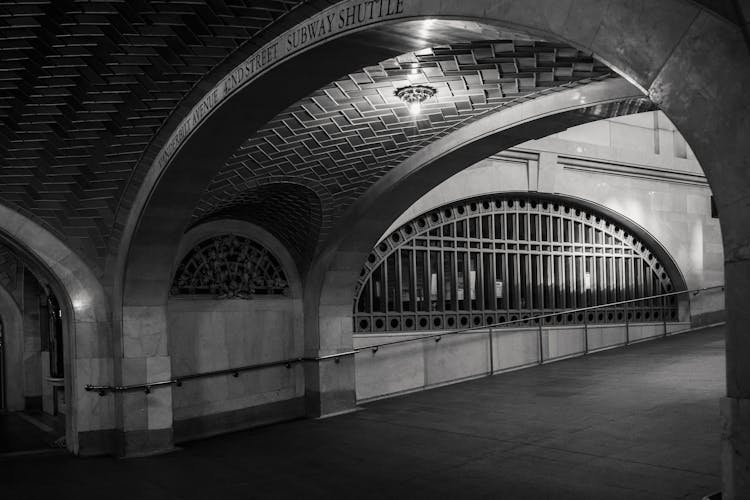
<box><xmin>192</xmin><ymin>40</ymin><xmax>655</xmax><ymax>270</ymax></box>
<box><xmin>0</xmin><ymin>1</ymin><xmax>672</xmax><ymax>273</ymax></box>
<box><xmin>0</xmin><ymin>0</ymin><xmax>309</xmax><ymax>265</ymax></box>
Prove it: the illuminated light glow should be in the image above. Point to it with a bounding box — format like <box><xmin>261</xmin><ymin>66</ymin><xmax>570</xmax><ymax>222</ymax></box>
<box><xmin>71</xmin><ymin>292</ymin><xmax>91</xmax><ymax>312</ymax></box>
<box><xmin>394</xmin><ymin>84</ymin><xmax>436</xmax><ymax>116</ymax></box>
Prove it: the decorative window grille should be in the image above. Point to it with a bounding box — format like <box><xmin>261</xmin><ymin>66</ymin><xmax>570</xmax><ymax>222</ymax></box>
<box><xmin>171</xmin><ymin>234</ymin><xmax>288</xmax><ymax>298</ymax></box>
<box><xmin>354</xmin><ymin>196</ymin><xmax>679</xmax><ymax>333</ymax></box>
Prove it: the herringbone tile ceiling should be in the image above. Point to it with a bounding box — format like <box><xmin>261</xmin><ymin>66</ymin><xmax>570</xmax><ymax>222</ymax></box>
<box><xmin>1</xmin><ymin>1</ymin><xmax>664</xmax><ymax>272</ymax></box>
<box><xmin>193</xmin><ymin>40</ymin><xmax>614</xmax><ymax>262</ymax></box>
<box><xmin>0</xmin><ymin>0</ymin><xmax>305</xmax><ymax>266</ymax></box>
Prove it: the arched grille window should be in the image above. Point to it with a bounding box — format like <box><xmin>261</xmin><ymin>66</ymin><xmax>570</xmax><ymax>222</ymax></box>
<box><xmin>354</xmin><ymin>195</ymin><xmax>679</xmax><ymax>333</ymax></box>
<box><xmin>171</xmin><ymin>234</ymin><xmax>288</xmax><ymax>298</ymax></box>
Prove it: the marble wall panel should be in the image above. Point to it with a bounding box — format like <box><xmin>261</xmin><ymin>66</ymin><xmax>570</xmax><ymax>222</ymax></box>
<box><xmin>354</xmin><ymin>340</ymin><xmax>424</xmax><ymax>401</ymax></box>
<box><xmin>628</xmin><ymin>324</ymin><xmax>663</xmax><ymax>342</ymax></box>
<box><xmin>168</xmin><ymin>297</ymin><xmax>302</xmax><ymax>421</ymax></box>
<box><xmin>544</xmin><ymin>327</ymin><xmax>586</xmax><ymax>359</ymax></box>
<box><xmin>73</xmin><ymin>357</ymin><xmax>115</xmax><ymax>431</ymax></box>
<box><xmin>586</xmin><ymin>326</ymin><xmax>627</xmax><ymax>351</ymax></box>
<box><xmin>122</xmin><ymin>305</ymin><xmax>168</xmax><ymax>359</ymax></box>
<box><xmin>423</xmin><ymin>333</ymin><xmax>489</xmax><ymax>386</ymax></box>
<box><xmin>493</xmin><ymin>329</ymin><xmax>539</xmax><ymax>371</ymax></box>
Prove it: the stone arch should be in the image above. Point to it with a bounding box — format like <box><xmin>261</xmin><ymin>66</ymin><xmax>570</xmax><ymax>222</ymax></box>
<box><xmin>113</xmin><ymin>2</ymin><xmax>750</xmax><ymax>492</ymax></box>
<box><xmin>0</xmin><ymin>203</ymin><xmax>111</xmax><ymax>456</ymax></box>
<box><xmin>310</xmin><ymin>78</ymin><xmax>646</xmax><ymax>334</ymax></box>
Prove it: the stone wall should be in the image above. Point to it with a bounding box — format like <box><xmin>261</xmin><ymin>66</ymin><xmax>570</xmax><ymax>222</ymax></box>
<box><xmin>358</xmin><ymin>111</ymin><xmax>724</xmax><ymax>401</ymax></box>
<box><xmin>167</xmin><ymin>297</ymin><xmax>304</xmax><ymax>442</ymax></box>
<box><xmin>166</xmin><ymin>220</ymin><xmax>304</xmax><ymax>442</ymax></box>
<box><xmin>385</xmin><ymin>111</ymin><xmax>724</xmax><ymax>325</ymax></box>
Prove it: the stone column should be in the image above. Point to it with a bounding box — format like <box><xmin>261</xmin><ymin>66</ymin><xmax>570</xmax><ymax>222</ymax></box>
<box><xmin>70</xmin><ymin>317</ymin><xmax>116</xmax><ymax>455</ymax></box>
<box><xmin>720</xmin><ymin>203</ymin><xmax>750</xmax><ymax>499</ymax></box>
<box><xmin>304</xmin><ymin>258</ymin><xmax>358</xmax><ymax>418</ymax></box>
<box><xmin>116</xmin><ymin>305</ymin><xmax>174</xmax><ymax>456</ymax></box>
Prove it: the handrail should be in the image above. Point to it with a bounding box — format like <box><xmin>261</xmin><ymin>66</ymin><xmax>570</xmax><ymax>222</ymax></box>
<box><xmin>84</xmin><ymin>284</ymin><xmax>723</xmax><ymax>396</ymax></box>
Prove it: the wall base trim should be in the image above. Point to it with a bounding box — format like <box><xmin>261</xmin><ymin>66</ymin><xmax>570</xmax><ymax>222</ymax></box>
<box><xmin>77</xmin><ymin>429</ymin><xmax>116</xmax><ymax>456</ymax></box>
<box><xmin>117</xmin><ymin>428</ymin><xmax>175</xmax><ymax>458</ymax></box>
<box><xmin>174</xmin><ymin>397</ymin><xmax>305</xmax><ymax>444</ymax></box>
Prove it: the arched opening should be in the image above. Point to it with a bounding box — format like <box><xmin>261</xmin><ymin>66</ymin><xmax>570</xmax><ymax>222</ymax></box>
<box><xmin>354</xmin><ymin>193</ymin><xmax>686</xmax><ymax>334</ymax></box>
<box><xmin>111</xmin><ymin>2</ymin><xmax>749</xmax><ymax>494</ymax></box>
<box><xmin>0</xmin><ymin>244</ymin><xmax>76</xmax><ymax>454</ymax></box>
<box><xmin>0</xmin><ymin>204</ymin><xmax>111</xmax><ymax>456</ymax></box>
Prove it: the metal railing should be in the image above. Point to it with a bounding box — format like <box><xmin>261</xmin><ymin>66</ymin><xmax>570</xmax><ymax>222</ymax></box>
<box><xmin>84</xmin><ymin>284</ymin><xmax>723</xmax><ymax>396</ymax></box>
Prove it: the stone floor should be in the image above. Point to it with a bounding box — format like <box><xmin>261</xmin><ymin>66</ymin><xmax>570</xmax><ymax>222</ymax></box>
<box><xmin>0</xmin><ymin>410</ymin><xmax>64</xmax><ymax>455</ymax></box>
<box><xmin>0</xmin><ymin>327</ymin><xmax>724</xmax><ymax>499</ymax></box>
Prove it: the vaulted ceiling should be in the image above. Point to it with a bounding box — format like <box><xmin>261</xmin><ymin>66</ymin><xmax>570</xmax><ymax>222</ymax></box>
<box><xmin>0</xmin><ymin>0</ymin><xmax>307</xmax><ymax>266</ymax></box>
<box><xmin>0</xmin><ymin>1</ymin><xmax>678</xmax><ymax>273</ymax></box>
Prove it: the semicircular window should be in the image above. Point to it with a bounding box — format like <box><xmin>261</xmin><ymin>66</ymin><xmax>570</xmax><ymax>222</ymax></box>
<box><xmin>171</xmin><ymin>234</ymin><xmax>288</xmax><ymax>298</ymax></box>
<box><xmin>354</xmin><ymin>195</ymin><xmax>680</xmax><ymax>333</ymax></box>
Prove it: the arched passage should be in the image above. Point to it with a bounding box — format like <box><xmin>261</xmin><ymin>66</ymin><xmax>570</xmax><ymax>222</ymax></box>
<box><xmin>115</xmin><ymin>2</ymin><xmax>750</xmax><ymax>495</ymax></box>
<box><xmin>0</xmin><ymin>204</ymin><xmax>111</xmax><ymax>456</ymax></box>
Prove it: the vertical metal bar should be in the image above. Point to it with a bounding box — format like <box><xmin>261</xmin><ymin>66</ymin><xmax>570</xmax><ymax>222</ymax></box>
<box><xmin>438</xmin><ymin>249</ymin><xmax>445</xmax><ymax>316</ymax></box>
<box><xmin>396</xmin><ymin>249</ymin><xmax>403</xmax><ymax>316</ymax></box>
<box><xmin>383</xmin><ymin>255</ymin><xmax>389</xmax><ymax>314</ymax></box>
<box><xmin>425</xmin><ymin>249</ymin><xmax>431</xmax><ymax>314</ymax></box>
<box><xmin>411</xmin><ymin>248</ymin><xmax>418</xmax><ymax>313</ymax></box>
<box><xmin>663</xmin><ymin>294</ymin><xmax>668</xmax><ymax>337</ymax></box>
<box><xmin>502</xmin><ymin>249</ymin><xmax>509</xmax><ymax>317</ymax></box>
<box><xmin>625</xmin><ymin>301</ymin><xmax>630</xmax><ymax>345</ymax></box>
<box><xmin>451</xmin><ymin>250</ymin><xmax>460</xmax><ymax>313</ymax></box>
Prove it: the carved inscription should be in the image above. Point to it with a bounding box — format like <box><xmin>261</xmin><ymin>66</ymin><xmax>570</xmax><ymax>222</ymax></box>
<box><xmin>171</xmin><ymin>234</ymin><xmax>288</xmax><ymax>299</ymax></box>
<box><xmin>155</xmin><ymin>0</ymin><xmax>408</xmax><ymax>171</ymax></box>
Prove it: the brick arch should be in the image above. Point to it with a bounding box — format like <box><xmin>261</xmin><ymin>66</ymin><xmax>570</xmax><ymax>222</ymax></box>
<box><xmin>192</xmin><ymin>181</ymin><xmax>324</xmax><ymax>273</ymax></box>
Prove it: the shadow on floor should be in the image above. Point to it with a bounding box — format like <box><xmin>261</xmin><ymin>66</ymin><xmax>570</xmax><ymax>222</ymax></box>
<box><xmin>0</xmin><ymin>411</ymin><xmax>65</xmax><ymax>455</ymax></box>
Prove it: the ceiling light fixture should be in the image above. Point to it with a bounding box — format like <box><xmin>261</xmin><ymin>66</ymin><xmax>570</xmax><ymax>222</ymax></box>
<box><xmin>395</xmin><ymin>84</ymin><xmax>436</xmax><ymax>115</ymax></box>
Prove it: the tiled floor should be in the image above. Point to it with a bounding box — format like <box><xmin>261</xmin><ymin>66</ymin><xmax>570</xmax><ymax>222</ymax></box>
<box><xmin>0</xmin><ymin>327</ymin><xmax>724</xmax><ymax>499</ymax></box>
